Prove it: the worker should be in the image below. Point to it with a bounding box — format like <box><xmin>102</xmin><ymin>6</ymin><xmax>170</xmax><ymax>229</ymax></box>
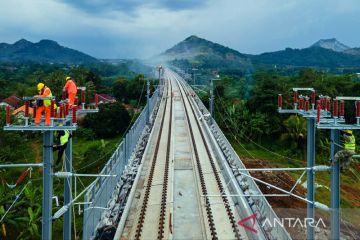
<box><xmin>63</xmin><ymin>76</ymin><xmax>77</xmax><ymax>108</ymax></box>
<box><xmin>334</xmin><ymin>129</ymin><xmax>356</xmax><ymax>170</ymax></box>
<box><xmin>34</xmin><ymin>83</ymin><xmax>52</xmax><ymax>126</ymax></box>
<box><xmin>53</xmin><ymin>125</ymin><xmax>72</xmax><ymax>166</ymax></box>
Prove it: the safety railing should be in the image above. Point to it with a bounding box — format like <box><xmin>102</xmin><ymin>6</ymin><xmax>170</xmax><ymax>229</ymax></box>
<box><xmin>82</xmin><ymin>88</ymin><xmax>160</xmax><ymax>240</ymax></box>
<box><xmin>183</xmin><ymin>79</ymin><xmax>291</xmax><ymax>240</ymax></box>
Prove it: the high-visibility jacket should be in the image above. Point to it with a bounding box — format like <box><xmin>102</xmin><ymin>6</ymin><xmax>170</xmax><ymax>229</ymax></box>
<box><xmin>60</xmin><ymin>130</ymin><xmax>70</xmax><ymax>146</ymax></box>
<box><xmin>344</xmin><ymin>135</ymin><xmax>356</xmax><ymax>151</ymax></box>
<box><xmin>38</xmin><ymin>86</ymin><xmax>52</xmax><ymax>107</ymax></box>
<box><xmin>64</xmin><ymin>80</ymin><xmax>77</xmax><ymax>94</ymax></box>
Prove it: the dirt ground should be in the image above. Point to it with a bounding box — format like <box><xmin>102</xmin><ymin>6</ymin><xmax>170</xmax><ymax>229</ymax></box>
<box><xmin>240</xmin><ymin>156</ymin><xmax>360</xmax><ymax>239</ymax></box>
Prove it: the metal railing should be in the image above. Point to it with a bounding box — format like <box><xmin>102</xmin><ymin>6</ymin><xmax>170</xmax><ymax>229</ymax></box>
<box><xmin>82</xmin><ymin>88</ymin><xmax>160</xmax><ymax>239</ymax></box>
<box><xmin>180</xmin><ymin>77</ymin><xmax>291</xmax><ymax>240</ymax></box>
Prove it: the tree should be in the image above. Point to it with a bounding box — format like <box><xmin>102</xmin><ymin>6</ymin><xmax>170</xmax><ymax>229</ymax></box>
<box><xmin>82</xmin><ymin>102</ymin><xmax>131</xmax><ymax>138</ymax></box>
<box><xmin>280</xmin><ymin>115</ymin><xmax>307</xmax><ymax>149</ymax></box>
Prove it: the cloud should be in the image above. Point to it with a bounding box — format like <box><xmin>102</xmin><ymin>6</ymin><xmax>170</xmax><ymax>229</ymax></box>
<box><xmin>0</xmin><ymin>0</ymin><xmax>359</xmax><ymax>58</ymax></box>
<box><xmin>59</xmin><ymin>0</ymin><xmax>208</xmax><ymax>13</ymax></box>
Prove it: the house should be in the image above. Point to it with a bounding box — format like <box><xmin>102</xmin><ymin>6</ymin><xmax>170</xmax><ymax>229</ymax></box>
<box><xmin>13</xmin><ymin>105</ymin><xmax>34</xmax><ymax>117</ymax></box>
<box><xmin>0</xmin><ymin>95</ymin><xmax>22</xmax><ymax>109</ymax></box>
<box><xmin>95</xmin><ymin>94</ymin><xmax>117</xmax><ymax>104</ymax></box>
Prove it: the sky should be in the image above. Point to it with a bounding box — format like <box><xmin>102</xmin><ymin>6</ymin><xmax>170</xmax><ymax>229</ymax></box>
<box><xmin>0</xmin><ymin>0</ymin><xmax>359</xmax><ymax>59</ymax></box>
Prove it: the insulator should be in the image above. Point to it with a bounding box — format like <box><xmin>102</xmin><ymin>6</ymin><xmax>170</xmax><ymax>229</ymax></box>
<box><xmin>33</xmin><ymin>105</ymin><xmax>37</xmax><ymax>119</ymax></box>
<box><xmin>81</xmin><ymin>90</ymin><xmax>85</xmax><ymax>104</ymax></box>
<box><xmin>65</xmin><ymin>102</ymin><xmax>69</xmax><ymax>116</ymax></box>
<box><xmin>50</xmin><ymin>99</ymin><xmax>55</xmax><ymax>118</ymax></box>
<box><xmin>278</xmin><ymin>94</ymin><xmax>282</xmax><ymax>109</ymax></box>
<box><xmin>326</xmin><ymin>97</ymin><xmax>331</xmax><ymax>112</ymax></box>
<box><xmin>74</xmin><ymin>96</ymin><xmax>78</xmax><ymax>106</ymax></box>
<box><xmin>356</xmin><ymin>101</ymin><xmax>360</xmax><ymax>117</ymax></box>
<box><xmin>305</xmin><ymin>99</ymin><xmax>310</xmax><ymax>112</ymax></box>
<box><xmin>299</xmin><ymin>97</ymin><xmax>304</xmax><ymax>110</ymax></box>
<box><xmin>293</xmin><ymin>91</ymin><xmax>298</xmax><ymax>105</ymax></box>
<box><xmin>311</xmin><ymin>91</ymin><xmax>316</xmax><ymax>105</ymax></box>
<box><xmin>321</xmin><ymin>97</ymin><xmax>326</xmax><ymax>110</ymax></box>
<box><xmin>60</xmin><ymin>104</ymin><xmax>64</xmax><ymax>118</ymax></box>
<box><xmin>72</xmin><ymin>106</ymin><xmax>77</xmax><ymax>124</ymax></box>
<box><xmin>340</xmin><ymin>100</ymin><xmax>345</xmax><ymax>117</ymax></box>
<box><xmin>333</xmin><ymin>100</ymin><xmax>338</xmax><ymax>117</ymax></box>
<box><xmin>317</xmin><ymin>100</ymin><xmax>321</xmax><ymax>123</ymax></box>
<box><xmin>95</xmin><ymin>94</ymin><xmax>99</xmax><ymax>108</ymax></box>
<box><xmin>24</xmin><ymin>101</ymin><xmax>29</xmax><ymax>117</ymax></box>
<box><xmin>6</xmin><ymin>105</ymin><xmax>11</xmax><ymax>125</ymax></box>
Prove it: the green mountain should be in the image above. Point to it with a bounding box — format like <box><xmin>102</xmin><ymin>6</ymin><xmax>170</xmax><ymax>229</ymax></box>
<box><xmin>159</xmin><ymin>35</ymin><xmax>252</xmax><ymax>70</ymax></box>
<box><xmin>161</xmin><ymin>36</ymin><xmax>360</xmax><ymax>72</ymax></box>
<box><xmin>0</xmin><ymin>39</ymin><xmax>98</xmax><ymax>64</ymax></box>
<box><xmin>248</xmin><ymin>46</ymin><xmax>360</xmax><ymax>69</ymax></box>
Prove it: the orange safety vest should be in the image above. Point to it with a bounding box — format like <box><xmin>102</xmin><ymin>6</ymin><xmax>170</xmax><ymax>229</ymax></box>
<box><xmin>64</xmin><ymin>80</ymin><xmax>77</xmax><ymax>94</ymax></box>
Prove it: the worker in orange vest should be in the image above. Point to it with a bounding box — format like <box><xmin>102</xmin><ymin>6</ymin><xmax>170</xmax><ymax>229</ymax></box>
<box><xmin>63</xmin><ymin>76</ymin><xmax>78</xmax><ymax>108</ymax></box>
<box><xmin>34</xmin><ymin>83</ymin><xmax>53</xmax><ymax>126</ymax></box>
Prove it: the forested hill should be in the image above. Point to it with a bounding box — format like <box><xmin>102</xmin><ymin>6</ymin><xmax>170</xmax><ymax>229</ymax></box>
<box><xmin>0</xmin><ymin>39</ymin><xmax>98</xmax><ymax>64</ymax></box>
<box><xmin>159</xmin><ymin>35</ymin><xmax>252</xmax><ymax>70</ymax></box>
<box><xmin>161</xmin><ymin>36</ymin><xmax>360</xmax><ymax>72</ymax></box>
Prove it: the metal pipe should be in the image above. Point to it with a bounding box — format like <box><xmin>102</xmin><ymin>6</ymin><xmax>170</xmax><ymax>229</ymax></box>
<box><xmin>63</xmin><ymin>137</ymin><xmax>72</xmax><ymax>240</ymax></box>
<box><xmin>0</xmin><ymin>163</ymin><xmax>43</xmax><ymax>168</ymax></box>
<box><xmin>203</xmin><ymin>194</ymin><xmax>290</xmax><ymax>197</ymax></box>
<box><xmin>146</xmin><ymin>77</ymin><xmax>150</xmax><ymax>124</ymax></box>
<box><xmin>236</xmin><ymin>166</ymin><xmax>330</xmax><ymax>172</ymax></box>
<box><xmin>238</xmin><ymin>171</ymin><xmax>329</xmax><ymax>210</ymax></box>
<box><xmin>42</xmin><ymin>131</ymin><xmax>53</xmax><ymax>240</ymax></box>
<box><xmin>330</xmin><ymin>129</ymin><xmax>341</xmax><ymax>239</ymax></box>
<box><xmin>306</xmin><ymin>117</ymin><xmax>316</xmax><ymax>240</ymax></box>
<box><xmin>54</xmin><ymin>172</ymin><xmax>117</xmax><ymax>178</ymax></box>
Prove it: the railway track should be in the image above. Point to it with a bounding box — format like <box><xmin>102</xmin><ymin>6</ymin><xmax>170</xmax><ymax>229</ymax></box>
<box><xmin>121</xmin><ymin>71</ymin><xmax>246</xmax><ymax>240</ymax></box>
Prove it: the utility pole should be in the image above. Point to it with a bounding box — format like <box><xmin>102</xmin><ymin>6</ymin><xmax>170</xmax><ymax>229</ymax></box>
<box><xmin>146</xmin><ymin>76</ymin><xmax>150</xmax><ymax>124</ymax></box>
<box><xmin>278</xmin><ymin>88</ymin><xmax>328</xmax><ymax>240</ymax></box>
<box><xmin>42</xmin><ymin>131</ymin><xmax>54</xmax><ymax>240</ymax></box>
<box><xmin>306</xmin><ymin>117</ymin><xmax>315</xmax><ymax>240</ymax></box>
<box><xmin>209</xmin><ymin>74</ymin><xmax>220</xmax><ymax>125</ymax></box>
<box><xmin>279</xmin><ymin>92</ymin><xmax>360</xmax><ymax>240</ymax></box>
<box><xmin>330</xmin><ymin>129</ymin><xmax>340</xmax><ymax>240</ymax></box>
<box><xmin>3</xmin><ymin>92</ymin><xmax>98</xmax><ymax>240</ymax></box>
<box><xmin>63</xmin><ymin>135</ymin><xmax>73</xmax><ymax>240</ymax></box>
<box><xmin>210</xmin><ymin>77</ymin><xmax>214</xmax><ymax>121</ymax></box>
